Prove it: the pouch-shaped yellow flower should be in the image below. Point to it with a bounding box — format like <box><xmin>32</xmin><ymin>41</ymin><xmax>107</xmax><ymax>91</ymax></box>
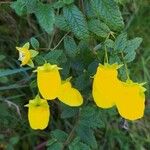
<box><xmin>25</xmin><ymin>95</ymin><xmax>50</xmax><ymax>130</ymax></box>
<box><xmin>36</xmin><ymin>63</ymin><xmax>61</xmax><ymax>100</ymax></box>
<box><xmin>58</xmin><ymin>79</ymin><xmax>83</xmax><ymax>106</ymax></box>
<box><xmin>16</xmin><ymin>42</ymin><xmax>38</xmax><ymax>67</ymax></box>
<box><xmin>116</xmin><ymin>80</ymin><xmax>146</xmax><ymax>120</ymax></box>
<box><xmin>92</xmin><ymin>63</ymin><xmax>123</xmax><ymax>108</ymax></box>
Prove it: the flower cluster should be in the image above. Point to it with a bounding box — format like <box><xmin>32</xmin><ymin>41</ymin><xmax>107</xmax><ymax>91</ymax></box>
<box><xmin>16</xmin><ymin>42</ymin><xmax>146</xmax><ymax>130</ymax></box>
<box><xmin>93</xmin><ymin>63</ymin><xmax>146</xmax><ymax>121</ymax></box>
<box><xmin>26</xmin><ymin>63</ymin><xmax>83</xmax><ymax>130</ymax></box>
<box><xmin>16</xmin><ymin>43</ymin><xmax>83</xmax><ymax>130</ymax></box>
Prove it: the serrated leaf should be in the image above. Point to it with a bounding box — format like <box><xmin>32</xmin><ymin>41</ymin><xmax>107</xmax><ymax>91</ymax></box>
<box><xmin>64</xmin><ymin>36</ymin><xmax>78</xmax><ymax>58</ymax></box>
<box><xmin>104</xmin><ymin>39</ymin><xmax>115</xmax><ymax>48</ymax></box>
<box><xmin>35</xmin><ymin>3</ymin><xmax>55</xmax><ymax>34</ymax></box>
<box><xmin>114</xmin><ymin>32</ymin><xmax>127</xmax><ymax>52</ymax></box>
<box><xmin>84</xmin><ymin>0</ymin><xmax>97</xmax><ymax>18</ymax></box>
<box><xmin>51</xmin><ymin>129</ymin><xmax>68</xmax><ymax>142</ymax></box>
<box><xmin>11</xmin><ymin>0</ymin><xmax>38</xmax><ymax>15</ymax></box>
<box><xmin>63</xmin><ymin>4</ymin><xmax>89</xmax><ymax>39</ymax></box>
<box><xmin>44</xmin><ymin>50</ymin><xmax>67</xmax><ymax>64</ymax></box>
<box><xmin>55</xmin><ymin>15</ymin><xmax>70</xmax><ymax>31</ymax></box>
<box><xmin>61</xmin><ymin>104</ymin><xmax>79</xmax><ymax>119</ymax></box>
<box><xmin>74</xmin><ymin>73</ymin><xmax>90</xmax><ymax>91</ymax></box>
<box><xmin>88</xmin><ymin>19</ymin><xmax>110</xmax><ymax>38</ymax></box>
<box><xmin>47</xmin><ymin>141</ymin><xmax>63</xmax><ymax>150</ymax></box>
<box><xmin>30</xmin><ymin>37</ymin><xmax>39</xmax><ymax>49</ymax></box>
<box><xmin>52</xmin><ymin>0</ymin><xmax>65</xmax><ymax>9</ymax></box>
<box><xmin>69</xmin><ymin>137</ymin><xmax>91</xmax><ymax>150</ymax></box>
<box><xmin>124</xmin><ymin>51</ymin><xmax>136</xmax><ymax>63</ymax></box>
<box><xmin>124</xmin><ymin>37</ymin><xmax>143</xmax><ymax>53</ymax></box>
<box><xmin>76</xmin><ymin>124</ymin><xmax>97</xmax><ymax>149</ymax></box>
<box><xmin>79</xmin><ymin>106</ymin><xmax>104</xmax><ymax>129</ymax></box>
<box><xmin>90</xmin><ymin>0</ymin><xmax>124</xmax><ymax>31</ymax></box>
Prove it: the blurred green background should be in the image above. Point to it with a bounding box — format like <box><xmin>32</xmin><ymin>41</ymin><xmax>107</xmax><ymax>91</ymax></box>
<box><xmin>0</xmin><ymin>0</ymin><xmax>150</xmax><ymax>149</ymax></box>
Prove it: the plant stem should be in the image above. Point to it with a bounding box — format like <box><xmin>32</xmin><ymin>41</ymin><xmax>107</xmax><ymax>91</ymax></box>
<box><xmin>50</xmin><ymin>32</ymin><xmax>69</xmax><ymax>51</ymax></box>
<box><xmin>121</xmin><ymin>52</ymin><xmax>130</xmax><ymax>80</ymax></box>
<box><xmin>104</xmin><ymin>46</ymin><xmax>109</xmax><ymax>64</ymax></box>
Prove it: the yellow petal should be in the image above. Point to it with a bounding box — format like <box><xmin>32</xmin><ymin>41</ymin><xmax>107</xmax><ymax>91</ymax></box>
<box><xmin>37</xmin><ymin>63</ymin><xmax>61</xmax><ymax>100</ymax></box>
<box><xmin>116</xmin><ymin>81</ymin><xmax>145</xmax><ymax>120</ymax></box>
<box><xmin>16</xmin><ymin>43</ymin><xmax>31</xmax><ymax>66</ymax></box>
<box><xmin>92</xmin><ymin>63</ymin><xmax>122</xmax><ymax>108</ymax></box>
<box><xmin>58</xmin><ymin>81</ymin><xmax>83</xmax><ymax>106</ymax></box>
<box><xmin>27</xmin><ymin>97</ymin><xmax>50</xmax><ymax>130</ymax></box>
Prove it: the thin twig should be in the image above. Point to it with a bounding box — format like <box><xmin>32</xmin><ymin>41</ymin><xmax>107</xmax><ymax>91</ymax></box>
<box><xmin>62</xmin><ymin>109</ymin><xmax>81</xmax><ymax>150</ymax></box>
<box><xmin>0</xmin><ymin>98</ymin><xmax>22</xmax><ymax>119</ymax></box>
<box><xmin>50</xmin><ymin>32</ymin><xmax>70</xmax><ymax>51</ymax></box>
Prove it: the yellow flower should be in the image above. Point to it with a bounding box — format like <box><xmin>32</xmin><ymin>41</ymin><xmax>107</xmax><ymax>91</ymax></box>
<box><xmin>25</xmin><ymin>95</ymin><xmax>50</xmax><ymax>130</ymax></box>
<box><xmin>58</xmin><ymin>78</ymin><xmax>83</xmax><ymax>106</ymax></box>
<box><xmin>116</xmin><ymin>80</ymin><xmax>146</xmax><ymax>120</ymax></box>
<box><xmin>36</xmin><ymin>63</ymin><xmax>61</xmax><ymax>100</ymax></box>
<box><xmin>16</xmin><ymin>42</ymin><xmax>38</xmax><ymax>67</ymax></box>
<box><xmin>92</xmin><ymin>63</ymin><xmax>123</xmax><ymax>108</ymax></box>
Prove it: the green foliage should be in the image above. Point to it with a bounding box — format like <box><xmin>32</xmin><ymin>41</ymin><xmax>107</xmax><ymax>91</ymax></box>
<box><xmin>30</xmin><ymin>37</ymin><xmax>40</xmax><ymax>50</ymax></box>
<box><xmin>88</xmin><ymin>19</ymin><xmax>111</xmax><ymax>38</ymax></box>
<box><xmin>64</xmin><ymin>35</ymin><xmax>78</xmax><ymax>58</ymax></box>
<box><xmin>35</xmin><ymin>3</ymin><xmax>55</xmax><ymax>34</ymax></box>
<box><xmin>63</xmin><ymin>4</ymin><xmax>89</xmax><ymax>39</ymax></box>
<box><xmin>90</xmin><ymin>0</ymin><xmax>124</xmax><ymax>31</ymax></box>
<box><xmin>0</xmin><ymin>0</ymin><xmax>149</xmax><ymax>150</ymax></box>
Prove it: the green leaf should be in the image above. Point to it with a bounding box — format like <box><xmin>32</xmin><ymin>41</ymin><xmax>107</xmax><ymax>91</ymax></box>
<box><xmin>30</xmin><ymin>37</ymin><xmax>39</xmax><ymax>49</ymax></box>
<box><xmin>47</xmin><ymin>141</ymin><xmax>63</xmax><ymax>150</ymax></box>
<box><xmin>52</xmin><ymin>0</ymin><xmax>65</xmax><ymax>9</ymax></box>
<box><xmin>76</xmin><ymin>124</ymin><xmax>97</xmax><ymax>149</ymax></box>
<box><xmin>63</xmin><ymin>0</ymin><xmax>74</xmax><ymax>4</ymax></box>
<box><xmin>104</xmin><ymin>39</ymin><xmax>115</xmax><ymax>48</ymax></box>
<box><xmin>63</xmin><ymin>4</ymin><xmax>89</xmax><ymax>39</ymax></box>
<box><xmin>88</xmin><ymin>19</ymin><xmax>111</xmax><ymax>38</ymax></box>
<box><xmin>9</xmin><ymin>136</ymin><xmax>19</xmax><ymax>145</ymax></box>
<box><xmin>51</xmin><ymin>129</ymin><xmax>68</xmax><ymax>142</ymax></box>
<box><xmin>114</xmin><ymin>32</ymin><xmax>127</xmax><ymax>52</ymax></box>
<box><xmin>124</xmin><ymin>51</ymin><xmax>136</xmax><ymax>63</ymax></box>
<box><xmin>123</xmin><ymin>37</ymin><xmax>142</xmax><ymax>62</ymax></box>
<box><xmin>11</xmin><ymin>0</ymin><xmax>38</xmax><ymax>15</ymax></box>
<box><xmin>64</xmin><ymin>36</ymin><xmax>78</xmax><ymax>58</ymax></box>
<box><xmin>44</xmin><ymin>50</ymin><xmax>67</xmax><ymax>64</ymax></box>
<box><xmin>74</xmin><ymin>73</ymin><xmax>90</xmax><ymax>91</ymax></box>
<box><xmin>55</xmin><ymin>15</ymin><xmax>70</xmax><ymax>31</ymax></box>
<box><xmin>61</xmin><ymin>104</ymin><xmax>79</xmax><ymax>119</ymax></box>
<box><xmin>90</xmin><ymin>0</ymin><xmax>124</xmax><ymax>31</ymax></box>
<box><xmin>79</xmin><ymin>106</ymin><xmax>104</xmax><ymax>129</ymax></box>
<box><xmin>84</xmin><ymin>0</ymin><xmax>96</xmax><ymax>18</ymax></box>
<box><xmin>35</xmin><ymin>3</ymin><xmax>55</xmax><ymax>34</ymax></box>
<box><xmin>69</xmin><ymin>137</ymin><xmax>91</xmax><ymax>150</ymax></box>
<box><xmin>124</xmin><ymin>37</ymin><xmax>143</xmax><ymax>53</ymax></box>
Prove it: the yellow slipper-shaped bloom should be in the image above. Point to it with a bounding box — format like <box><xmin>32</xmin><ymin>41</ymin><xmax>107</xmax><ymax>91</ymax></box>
<box><xmin>16</xmin><ymin>42</ymin><xmax>39</xmax><ymax>67</ymax></box>
<box><xmin>36</xmin><ymin>63</ymin><xmax>61</xmax><ymax>100</ymax></box>
<box><xmin>92</xmin><ymin>63</ymin><xmax>123</xmax><ymax>108</ymax></box>
<box><xmin>58</xmin><ymin>79</ymin><xmax>83</xmax><ymax>106</ymax></box>
<box><xmin>116</xmin><ymin>80</ymin><xmax>146</xmax><ymax>120</ymax></box>
<box><xmin>25</xmin><ymin>95</ymin><xmax>50</xmax><ymax>130</ymax></box>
